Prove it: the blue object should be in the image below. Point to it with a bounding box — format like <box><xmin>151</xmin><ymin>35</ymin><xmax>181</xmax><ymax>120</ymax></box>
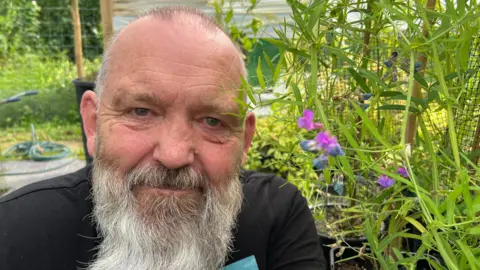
<box><xmin>383</xmin><ymin>59</ymin><xmax>394</xmax><ymax>68</ymax></box>
<box><xmin>5</xmin><ymin>97</ymin><xmax>22</xmax><ymax>103</ymax></box>
<box><xmin>313</xmin><ymin>154</ymin><xmax>329</xmax><ymax>170</ymax></box>
<box><xmin>363</xmin><ymin>93</ymin><xmax>373</xmax><ymax>100</ymax></box>
<box><xmin>333</xmin><ymin>181</ymin><xmax>345</xmax><ymax>196</ymax></box>
<box><xmin>359</xmin><ymin>103</ymin><xmax>370</xmax><ymax>110</ymax></box>
<box><xmin>325</xmin><ymin>144</ymin><xmax>345</xmax><ymax>157</ymax></box>
<box><xmin>23</xmin><ymin>90</ymin><xmax>38</xmax><ymax>96</ymax></box>
<box><xmin>414</xmin><ymin>62</ymin><xmax>422</xmax><ymax>72</ymax></box>
<box><xmin>299</xmin><ymin>140</ymin><xmax>318</xmax><ymax>152</ymax></box>
<box><xmin>223</xmin><ymin>256</ymin><xmax>259</xmax><ymax>270</ymax></box>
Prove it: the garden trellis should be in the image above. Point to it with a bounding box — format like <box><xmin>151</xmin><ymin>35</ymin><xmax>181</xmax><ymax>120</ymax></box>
<box><xmin>0</xmin><ymin>0</ymin><xmax>103</xmax><ymax>127</ymax></box>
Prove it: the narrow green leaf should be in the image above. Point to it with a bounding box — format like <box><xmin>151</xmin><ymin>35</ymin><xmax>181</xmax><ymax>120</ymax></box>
<box><xmin>323</xmin><ymin>46</ymin><xmax>356</xmax><ymax>65</ymax></box>
<box><xmin>468</xmin><ymin>226</ymin><xmax>480</xmax><ymax>235</ymax></box>
<box><xmin>413</xmin><ymin>72</ymin><xmax>429</xmax><ymax>89</ymax></box>
<box><xmin>291</xmin><ymin>84</ymin><xmax>303</xmax><ymax>114</ymax></box>
<box><xmin>457</xmin><ymin>0</ymin><xmax>465</xmax><ymax>16</ymax></box>
<box><xmin>262</xmin><ymin>51</ymin><xmax>273</xmax><ymax>71</ymax></box>
<box><xmin>335</xmin><ymin>120</ymin><xmax>367</xmax><ymax>160</ymax></box>
<box><xmin>461</xmin><ymin>168</ymin><xmax>474</xmax><ymax>220</ymax></box>
<box><xmin>272</xmin><ymin>53</ymin><xmax>284</xmax><ymax>84</ymax></box>
<box><xmin>379</xmin><ymin>91</ymin><xmax>403</xmax><ymax>97</ymax></box>
<box><xmin>378</xmin><ymin>231</ymin><xmax>406</xmax><ymax>252</ymax></box>
<box><xmin>256</xmin><ymin>57</ymin><xmax>265</xmax><ymax>89</ymax></box>
<box><xmin>353</xmin><ymin>103</ymin><xmax>391</xmax><ymax>147</ymax></box>
<box><xmin>422</xmin><ymin>195</ymin><xmax>444</xmax><ymax>223</ymax></box>
<box><xmin>364</xmin><ymin>218</ymin><xmax>378</xmax><ymax>250</ymax></box>
<box><xmin>404</xmin><ymin>217</ymin><xmax>426</xmax><ymax>233</ymax></box>
<box><xmin>377</xmin><ymin>105</ymin><xmax>420</xmax><ymax>113</ymax></box>
<box><xmin>433</xmin><ymin>232</ymin><xmax>458</xmax><ymax>269</ymax></box>
<box><xmin>456</xmin><ymin>240</ymin><xmax>480</xmax><ymax>270</ymax></box>
<box><xmin>225</xmin><ymin>8</ymin><xmax>233</xmax><ymax>24</ymax></box>
<box><xmin>307</xmin><ymin>3</ymin><xmax>323</xmax><ymax>31</ymax></box>
<box><xmin>309</xmin><ymin>47</ymin><xmax>318</xmax><ymax>103</ymax></box>
<box><xmin>240</xmin><ymin>77</ymin><xmax>256</xmax><ymax>106</ymax></box>
<box><xmin>348</xmin><ymin>68</ymin><xmax>370</xmax><ymax>93</ymax></box>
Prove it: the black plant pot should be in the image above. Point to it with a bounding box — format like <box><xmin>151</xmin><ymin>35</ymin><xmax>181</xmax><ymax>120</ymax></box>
<box><xmin>329</xmin><ymin>246</ymin><xmax>374</xmax><ymax>270</ymax></box>
<box><xmin>314</xmin><ymin>202</ymin><xmax>382</xmax><ymax>267</ymax></box>
<box><xmin>72</xmin><ymin>78</ymin><xmax>95</xmax><ymax>165</ymax></box>
<box><xmin>398</xmin><ymin>252</ymin><xmax>443</xmax><ymax>270</ymax></box>
<box><xmin>329</xmin><ymin>247</ymin><xmax>443</xmax><ymax>270</ymax></box>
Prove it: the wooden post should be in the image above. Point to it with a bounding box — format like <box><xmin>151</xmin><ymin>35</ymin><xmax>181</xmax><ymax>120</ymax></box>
<box><xmin>101</xmin><ymin>0</ymin><xmax>114</xmax><ymax>50</ymax></box>
<box><xmin>471</xmin><ymin>119</ymin><xmax>480</xmax><ymax>165</ymax></box>
<box><xmin>71</xmin><ymin>0</ymin><xmax>84</xmax><ymax>79</ymax></box>
<box><xmin>405</xmin><ymin>0</ymin><xmax>436</xmax><ymax>146</ymax></box>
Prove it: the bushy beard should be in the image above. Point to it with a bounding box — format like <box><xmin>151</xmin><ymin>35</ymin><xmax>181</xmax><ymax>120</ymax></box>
<box><xmin>87</xmin><ymin>159</ymin><xmax>243</xmax><ymax>270</ymax></box>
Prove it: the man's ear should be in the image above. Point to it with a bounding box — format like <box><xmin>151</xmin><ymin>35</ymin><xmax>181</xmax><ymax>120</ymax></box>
<box><xmin>80</xmin><ymin>90</ymin><xmax>98</xmax><ymax>158</ymax></box>
<box><xmin>242</xmin><ymin>112</ymin><xmax>256</xmax><ymax>165</ymax></box>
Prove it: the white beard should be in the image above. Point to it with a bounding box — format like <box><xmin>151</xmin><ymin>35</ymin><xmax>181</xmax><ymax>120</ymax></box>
<box><xmin>87</xmin><ymin>162</ymin><xmax>243</xmax><ymax>270</ymax></box>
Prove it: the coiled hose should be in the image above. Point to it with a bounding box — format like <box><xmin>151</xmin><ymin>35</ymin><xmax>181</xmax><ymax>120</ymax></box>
<box><xmin>1</xmin><ymin>124</ymin><xmax>77</xmax><ymax>176</ymax></box>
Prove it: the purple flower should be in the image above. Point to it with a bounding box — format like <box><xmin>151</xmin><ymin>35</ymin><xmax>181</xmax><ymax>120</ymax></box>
<box><xmin>314</xmin><ymin>131</ymin><xmax>345</xmax><ymax>157</ymax></box>
<box><xmin>299</xmin><ymin>140</ymin><xmax>318</xmax><ymax>152</ymax></box>
<box><xmin>398</xmin><ymin>167</ymin><xmax>408</xmax><ymax>178</ymax></box>
<box><xmin>315</xmin><ymin>131</ymin><xmax>335</xmax><ymax>148</ymax></box>
<box><xmin>325</xmin><ymin>143</ymin><xmax>345</xmax><ymax>157</ymax></box>
<box><xmin>377</xmin><ymin>175</ymin><xmax>394</xmax><ymax>188</ymax></box>
<box><xmin>298</xmin><ymin>109</ymin><xmax>324</xmax><ymax>130</ymax></box>
<box><xmin>313</xmin><ymin>154</ymin><xmax>329</xmax><ymax>170</ymax></box>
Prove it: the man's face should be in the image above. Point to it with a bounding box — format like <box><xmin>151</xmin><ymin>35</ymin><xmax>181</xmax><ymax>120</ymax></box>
<box><xmin>95</xmin><ymin>17</ymin><xmax>250</xmax><ymax>193</ymax></box>
<box><xmin>80</xmin><ymin>16</ymin><xmax>256</xmax><ymax>270</ymax></box>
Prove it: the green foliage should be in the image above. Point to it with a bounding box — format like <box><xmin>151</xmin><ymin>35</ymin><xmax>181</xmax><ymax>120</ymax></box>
<box><xmin>35</xmin><ymin>0</ymin><xmax>102</xmax><ymax>61</ymax></box>
<box><xmin>0</xmin><ymin>0</ymin><xmax>41</xmax><ymax>59</ymax></box>
<box><xmin>0</xmin><ymin>54</ymin><xmax>101</xmax><ymax>127</ymax></box>
<box><xmin>0</xmin><ymin>0</ymin><xmax>102</xmax><ymax>61</ymax></box>
<box><xmin>241</xmin><ymin>0</ymin><xmax>480</xmax><ymax>268</ymax></box>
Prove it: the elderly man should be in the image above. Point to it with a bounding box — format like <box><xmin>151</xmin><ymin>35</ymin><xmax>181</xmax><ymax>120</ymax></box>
<box><xmin>0</xmin><ymin>6</ymin><xmax>325</xmax><ymax>270</ymax></box>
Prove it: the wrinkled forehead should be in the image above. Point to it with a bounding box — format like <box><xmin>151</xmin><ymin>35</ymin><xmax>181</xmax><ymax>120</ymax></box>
<box><xmin>105</xmin><ymin>17</ymin><xmax>244</xmax><ymax>93</ymax></box>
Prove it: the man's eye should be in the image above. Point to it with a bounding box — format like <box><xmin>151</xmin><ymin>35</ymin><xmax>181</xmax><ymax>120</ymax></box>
<box><xmin>133</xmin><ymin>108</ymin><xmax>150</xmax><ymax>117</ymax></box>
<box><xmin>204</xmin><ymin>117</ymin><xmax>221</xmax><ymax>127</ymax></box>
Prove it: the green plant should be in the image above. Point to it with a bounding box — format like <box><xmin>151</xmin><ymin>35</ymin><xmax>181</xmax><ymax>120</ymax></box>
<box><xmin>241</xmin><ymin>0</ymin><xmax>480</xmax><ymax>268</ymax></box>
<box><xmin>0</xmin><ymin>54</ymin><xmax>101</xmax><ymax>127</ymax></box>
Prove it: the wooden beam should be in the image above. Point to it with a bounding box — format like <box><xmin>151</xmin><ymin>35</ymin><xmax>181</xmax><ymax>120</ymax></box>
<box><xmin>71</xmin><ymin>0</ymin><xmax>84</xmax><ymax>78</ymax></box>
<box><xmin>405</xmin><ymin>0</ymin><xmax>436</xmax><ymax>146</ymax></box>
<box><xmin>101</xmin><ymin>0</ymin><xmax>114</xmax><ymax>50</ymax></box>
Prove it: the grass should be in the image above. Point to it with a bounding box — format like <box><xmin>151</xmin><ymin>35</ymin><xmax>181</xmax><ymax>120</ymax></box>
<box><xmin>0</xmin><ymin>122</ymin><xmax>85</xmax><ymax>161</ymax></box>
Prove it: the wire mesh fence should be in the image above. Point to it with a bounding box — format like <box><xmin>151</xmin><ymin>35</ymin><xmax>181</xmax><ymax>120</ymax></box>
<box><xmin>0</xmin><ymin>0</ymin><xmax>102</xmax><ymax>127</ymax></box>
<box><xmin>454</xmin><ymin>35</ymin><xmax>480</xmax><ymax>159</ymax></box>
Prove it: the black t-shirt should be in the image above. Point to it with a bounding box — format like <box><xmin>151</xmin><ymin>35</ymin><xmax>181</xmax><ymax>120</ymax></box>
<box><xmin>0</xmin><ymin>166</ymin><xmax>326</xmax><ymax>270</ymax></box>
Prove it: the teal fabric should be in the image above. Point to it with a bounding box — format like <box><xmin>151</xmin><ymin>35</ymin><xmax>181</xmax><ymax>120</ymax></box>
<box><xmin>223</xmin><ymin>256</ymin><xmax>259</xmax><ymax>270</ymax></box>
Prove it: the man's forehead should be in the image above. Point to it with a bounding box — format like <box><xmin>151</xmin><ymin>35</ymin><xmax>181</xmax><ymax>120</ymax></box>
<box><xmin>109</xmin><ymin>17</ymin><xmax>239</xmax><ymax>65</ymax></box>
<box><xmin>104</xmin><ymin>17</ymin><xmax>244</xmax><ymax>90</ymax></box>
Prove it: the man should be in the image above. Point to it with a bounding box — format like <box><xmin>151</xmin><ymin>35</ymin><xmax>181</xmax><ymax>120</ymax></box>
<box><xmin>0</xmin><ymin>6</ymin><xmax>325</xmax><ymax>270</ymax></box>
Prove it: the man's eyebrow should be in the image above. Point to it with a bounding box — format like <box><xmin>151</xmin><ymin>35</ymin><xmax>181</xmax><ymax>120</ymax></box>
<box><xmin>112</xmin><ymin>88</ymin><xmax>163</xmax><ymax>107</ymax></box>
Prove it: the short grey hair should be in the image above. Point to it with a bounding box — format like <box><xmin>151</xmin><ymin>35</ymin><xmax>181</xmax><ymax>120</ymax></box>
<box><xmin>94</xmin><ymin>5</ymin><xmax>248</xmax><ymax>101</ymax></box>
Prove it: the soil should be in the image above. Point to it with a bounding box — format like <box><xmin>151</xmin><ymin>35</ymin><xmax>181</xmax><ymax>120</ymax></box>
<box><xmin>314</xmin><ymin>203</ymin><xmax>366</xmax><ymax>239</ymax></box>
<box><xmin>336</xmin><ymin>261</ymin><xmax>371</xmax><ymax>270</ymax></box>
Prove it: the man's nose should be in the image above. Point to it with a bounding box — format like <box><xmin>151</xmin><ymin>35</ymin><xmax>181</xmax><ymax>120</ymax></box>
<box><xmin>152</xmin><ymin>120</ymin><xmax>195</xmax><ymax>169</ymax></box>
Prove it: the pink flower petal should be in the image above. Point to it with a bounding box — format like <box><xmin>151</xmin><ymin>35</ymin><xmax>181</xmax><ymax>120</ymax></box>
<box><xmin>303</xmin><ymin>109</ymin><xmax>314</xmax><ymax>121</ymax></box>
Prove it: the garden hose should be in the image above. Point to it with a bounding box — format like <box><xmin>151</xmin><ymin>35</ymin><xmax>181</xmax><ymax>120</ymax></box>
<box><xmin>2</xmin><ymin>141</ymin><xmax>72</xmax><ymax>161</ymax></box>
<box><xmin>2</xmin><ymin>124</ymin><xmax>72</xmax><ymax>161</ymax></box>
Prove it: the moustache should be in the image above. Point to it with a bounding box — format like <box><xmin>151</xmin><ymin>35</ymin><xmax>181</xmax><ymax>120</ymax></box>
<box><xmin>124</xmin><ymin>165</ymin><xmax>208</xmax><ymax>192</ymax></box>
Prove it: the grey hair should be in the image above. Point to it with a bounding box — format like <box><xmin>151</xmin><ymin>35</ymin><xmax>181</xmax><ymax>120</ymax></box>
<box><xmin>94</xmin><ymin>5</ymin><xmax>248</xmax><ymax>102</ymax></box>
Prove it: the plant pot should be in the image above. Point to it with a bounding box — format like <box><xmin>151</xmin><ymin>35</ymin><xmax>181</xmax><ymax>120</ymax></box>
<box><xmin>72</xmin><ymin>77</ymin><xmax>96</xmax><ymax>165</ymax></box>
<box><xmin>329</xmin><ymin>246</ymin><xmax>374</xmax><ymax>270</ymax></box>
<box><xmin>312</xmin><ymin>201</ymin><xmax>386</xmax><ymax>266</ymax></box>
<box><xmin>398</xmin><ymin>252</ymin><xmax>443</xmax><ymax>270</ymax></box>
<box><xmin>329</xmin><ymin>248</ymin><xmax>443</xmax><ymax>270</ymax></box>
